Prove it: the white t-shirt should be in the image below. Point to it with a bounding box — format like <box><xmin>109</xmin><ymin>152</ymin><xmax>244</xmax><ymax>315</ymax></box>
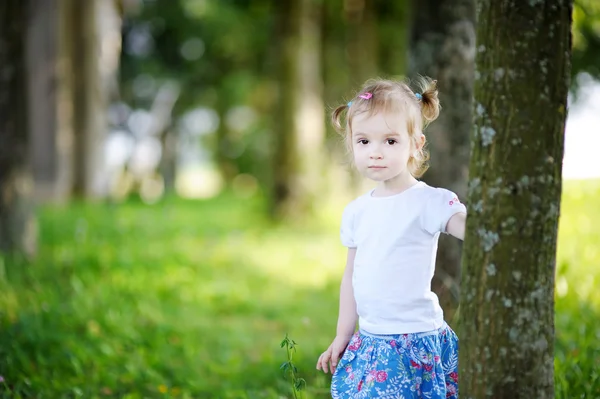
<box><xmin>341</xmin><ymin>181</ymin><xmax>467</xmax><ymax>334</ymax></box>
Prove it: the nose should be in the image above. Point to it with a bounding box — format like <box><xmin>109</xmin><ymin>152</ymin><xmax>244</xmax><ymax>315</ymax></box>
<box><xmin>370</xmin><ymin>150</ymin><xmax>383</xmax><ymax>160</ymax></box>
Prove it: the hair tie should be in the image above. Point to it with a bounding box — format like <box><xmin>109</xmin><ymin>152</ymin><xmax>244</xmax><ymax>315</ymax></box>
<box><xmin>415</xmin><ymin>93</ymin><xmax>423</xmax><ymax>100</ymax></box>
<box><xmin>348</xmin><ymin>92</ymin><xmax>373</xmax><ymax>108</ymax></box>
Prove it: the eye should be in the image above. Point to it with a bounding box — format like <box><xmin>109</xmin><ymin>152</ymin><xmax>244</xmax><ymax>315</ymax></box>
<box><xmin>386</xmin><ymin>139</ymin><xmax>397</xmax><ymax>145</ymax></box>
<box><xmin>357</xmin><ymin>139</ymin><xmax>369</xmax><ymax>145</ymax></box>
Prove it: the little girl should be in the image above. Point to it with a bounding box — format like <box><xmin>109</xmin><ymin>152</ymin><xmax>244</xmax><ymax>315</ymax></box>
<box><xmin>316</xmin><ymin>77</ymin><xmax>466</xmax><ymax>399</ymax></box>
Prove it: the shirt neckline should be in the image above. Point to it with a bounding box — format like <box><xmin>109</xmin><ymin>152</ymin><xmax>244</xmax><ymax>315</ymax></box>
<box><xmin>368</xmin><ymin>181</ymin><xmax>425</xmax><ymax>200</ymax></box>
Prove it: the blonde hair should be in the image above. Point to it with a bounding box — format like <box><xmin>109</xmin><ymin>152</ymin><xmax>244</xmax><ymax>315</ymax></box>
<box><xmin>331</xmin><ymin>77</ymin><xmax>440</xmax><ymax>178</ymax></box>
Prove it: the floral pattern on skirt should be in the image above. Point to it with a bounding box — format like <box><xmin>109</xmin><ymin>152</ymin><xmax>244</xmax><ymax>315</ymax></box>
<box><xmin>331</xmin><ymin>322</ymin><xmax>459</xmax><ymax>399</ymax></box>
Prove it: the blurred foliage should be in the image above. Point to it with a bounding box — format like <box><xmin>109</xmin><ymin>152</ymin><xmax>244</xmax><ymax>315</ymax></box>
<box><xmin>119</xmin><ymin>0</ymin><xmax>600</xmax><ymax>111</ymax></box>
<box><xmin>119</xmin><ymin>0</ymin><xmax>410</xmax><ymax>188</ymax></box>
<box><xmin>120</xmin><ymin>0</ymin><xmax>278</xmax><ymax>185</ymax></box>
<box><xmin>573</xmin><ymin>0</ymin><xmax>600</xmax><ymax>84</ymax></box>
<box><xmin>0</xmin><ymin>180</ymin><xmax>599</xmax><ymax>397</ymax></box>
<box><xmin>116</xmin><ymin>0</ymin><xmax>600</xmax><ymax>193</ymax></box>
<box><xmin>120</xmin><ymin>0</ymin><xmax>275</xmax><ymax>112</ymax></box>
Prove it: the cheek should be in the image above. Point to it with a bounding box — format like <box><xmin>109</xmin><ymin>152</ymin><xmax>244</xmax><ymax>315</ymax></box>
<box><xmin>353</xmin><ymin>149</ymin><xmax>364</xmax><ymax>162</ymax></box>
<box><xmin>353</xmin><ymin>148</ymin><xmax>368</xmax><ymax>165</ymax></box>
<box><xmin>352</xmin><ymin>144</ymin><xmax>364</xmax><ymax>155</ymax></box>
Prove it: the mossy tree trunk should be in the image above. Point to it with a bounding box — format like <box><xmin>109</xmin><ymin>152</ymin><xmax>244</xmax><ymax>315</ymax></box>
<box><xmin>408</xmin><ymin>0</ymin><xmax>476</xmax><ymax>318</ymax></box>
<box><xmin>272</xmin><ymin>0</ymin><xmax>324</xmax><ymax>219</ymax></box>
<box><xmin>459</xmin><ymin>1</ymin><xmax>572</xmax><ymax>397</ymax></box>
<box><xmin>0</xmin><ymin>1</ymin><xmax>37</xmax><ymax>256</ymax></box>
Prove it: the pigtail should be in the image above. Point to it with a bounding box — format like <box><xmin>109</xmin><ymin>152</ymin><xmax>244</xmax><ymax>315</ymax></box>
<box><xmin>331</xmin><ymin>103</ymin><xmax>349</xmax><ymax>134</ymax></box>
<box><xmin>415</xmin><ymin>77</ymin><xmax>441</xmax><ymax>124</ymax></box>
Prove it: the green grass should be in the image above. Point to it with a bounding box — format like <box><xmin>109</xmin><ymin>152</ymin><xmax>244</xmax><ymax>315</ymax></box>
<box><xmin>554</xmin><ymin>180</ymin><xmax>600</xmax><ymax>398</ymax></box>
<box><xmin>0</xmin><ymin>180</ymin><xmax>599</xmax><ymax>398</ymax></box>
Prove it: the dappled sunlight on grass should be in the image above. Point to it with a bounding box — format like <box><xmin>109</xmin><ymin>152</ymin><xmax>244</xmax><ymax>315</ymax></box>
<box><xmin>0</xmin><ymin>192</ymin><xmax>342</xmax><ymax>397</ymax></box>
<box><xmin>556</xmin><ymin>179</ymin><xmax>600</xmax><ymax>307</ymax></box>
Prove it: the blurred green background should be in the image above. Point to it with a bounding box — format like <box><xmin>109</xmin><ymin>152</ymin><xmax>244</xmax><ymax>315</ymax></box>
<box><xmin>1</xmin><ymin>0</ymin><xmax>600</xmax><ymax>398</ymax></box>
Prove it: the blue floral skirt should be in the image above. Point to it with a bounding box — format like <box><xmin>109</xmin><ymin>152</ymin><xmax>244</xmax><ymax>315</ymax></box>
<box><xmin>331</xmin><ymin>322</ymin><xmax>459</xmax><ymax>399</ymax></box>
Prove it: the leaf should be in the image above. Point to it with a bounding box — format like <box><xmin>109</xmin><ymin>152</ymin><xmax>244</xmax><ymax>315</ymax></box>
<box><xmin>295</xmin><ymin>378</ymin><xmax>306</xmax><ymax>391</ymax></box>
<box><xmin>282</xmin><ymin>361</ymin><xmax>297</xmax><ymax>376</ymax></box>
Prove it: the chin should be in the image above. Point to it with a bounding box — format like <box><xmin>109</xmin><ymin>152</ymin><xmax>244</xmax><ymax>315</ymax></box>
<box><xmin>370</xmin><ymin>175</ymin><xmax>390</xmax><ymax>182</ymax></box>
<box><xmin>363</xmin><ymin>171</ymin><xmax>393</xmax><ymax>181</ymax></box>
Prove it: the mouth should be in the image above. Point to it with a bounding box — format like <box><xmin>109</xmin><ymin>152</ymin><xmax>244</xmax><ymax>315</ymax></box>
<box><xmin>368</xmin><ymin>166</ymin><xmax>386</xmax><ymax>169</ymax></box>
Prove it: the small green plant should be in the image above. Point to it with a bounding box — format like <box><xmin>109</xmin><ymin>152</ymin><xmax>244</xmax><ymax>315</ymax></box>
<box><xmin>280</xmin><ymin>334</ymin><xmax>307</xmax><ymax>399</ymax></box>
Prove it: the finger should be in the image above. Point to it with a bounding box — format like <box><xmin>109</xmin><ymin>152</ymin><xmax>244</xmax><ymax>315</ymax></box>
<box><xmin>322</xmin><ymin>355</ymin><xmax>330</xmax><ymax>373</ymax></box>
<box><xmin>321</xmin><ymin>350</ymin><xmax>331</xmax><ymax>374</ymax></box>
<box><xmin>329</xmin><ymin>351</ymin><xmax>337</xmax><ymax>374</ymax></box>
<box><xmin>316</xmin><ymin>353</ymin><xmax>324</xmax><ymax>370</ymax></box>
<box><xmin>331</xmin><ymin>349</ymin><xmax>340</xmax><ymax>372</ymax></box>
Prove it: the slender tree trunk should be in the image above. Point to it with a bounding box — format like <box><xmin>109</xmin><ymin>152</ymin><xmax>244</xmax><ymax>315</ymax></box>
<box><xmin>272</xmin><ymin>0</ymin><xmax>324</xmax><ymax>218</ymax></box>
<box><xmin>27</xmin><ymin>0</ymin><xmax>73</xmax><ymax>202</ymax></box>
<box><xmin>215</xmin><ymin>86</ymin><xmax>236</xmax><ymax>183</ymax></box>
<box><xmin>68</xmin><ymin>0</ymin><xmax>110</xmax><ymax>199</ymax></box>
<box><xmin>321</xmin><ymin>0</ymin><xmax>351</xmax><ymax>201</ymax></box>
<box><xmin>26</xmin><ymin>0</ymin><xmax>60</xmax><ymax>200</ymax></box>
<box><xmin>459</xmin><ymin>1</ymin><xmax>572</xmax><ymax>397</ymax></box>
<box><xmin>408</xmin><ymin>0</ymin><xmax>476</xmax><ymax>318</ymax></box>
<box><xmin>342</xmin><ymin>0</ymin><xmax>379</xmax><ymax>193</ymax></box>
<box><xmin>376</xmin><ymin>1</ymin><xmax>410</xmax><ymax>78</ymax></box>
<box><xmin>346</xmin><ymin>0</ymin><xmax>378</xmax><ymax>87</ymax></box>
<box><xmin>0</xmin><ymin>1</ymin><xmax>37</xmax><ymax>256</ymax></box>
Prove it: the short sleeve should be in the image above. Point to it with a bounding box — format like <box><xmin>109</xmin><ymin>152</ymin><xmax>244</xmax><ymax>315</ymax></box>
<box><xmin>421</xmin><ymin>189</ymin><xmax>467</xmax><ymax>235</ymax></box>
<box><xmin>340</xmin><ymin>203</ymin><xmax>356</xmax><ymax>248</ymax></box>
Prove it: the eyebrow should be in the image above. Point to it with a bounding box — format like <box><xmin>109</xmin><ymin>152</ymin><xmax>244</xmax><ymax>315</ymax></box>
<box><xmin>353</xmin><ymin>131</ymin><xmax>401</xmax><ymax>137</ymax></box>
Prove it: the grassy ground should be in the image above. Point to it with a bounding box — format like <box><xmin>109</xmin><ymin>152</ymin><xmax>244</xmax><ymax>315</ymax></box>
<box><xmin>0</xmin><ymin>180</ymin><xmax>599</xmax><ymax>398</ymax></box>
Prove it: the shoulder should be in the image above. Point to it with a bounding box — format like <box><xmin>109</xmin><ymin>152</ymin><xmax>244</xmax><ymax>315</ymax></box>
<box><xmin>417</xmin><ymin>183</ymin><xmax>462</xmax><ymax>204</ymax></box>
<box><xmin>418</xmin><ymin>183</ymin><xmax>466</xmax><ymax>234</ymax></box>
<box><xmin>343</xmin><ymin>191</ymin><xmax>371</xmax><ymax>215</ymax></box>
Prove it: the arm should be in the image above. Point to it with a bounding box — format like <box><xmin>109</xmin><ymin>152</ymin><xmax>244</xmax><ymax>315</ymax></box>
<box><xmin>336</xmin><ymin>248</ymin><xmax>358</xmax><ymax>338</ymax></box>
<box><xmin>317</xmin><ymin>248</ymin><xmax>358</xmax><ymax>373</ymax></box>
<box><xmin>446</xmin><ymin>212</ymin><xmax>467</xmax><ymax>240</ymax></box>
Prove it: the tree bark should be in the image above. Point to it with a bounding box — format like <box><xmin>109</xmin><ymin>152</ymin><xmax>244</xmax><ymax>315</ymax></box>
<box><xmin>0</xmin><ymin>1</ymin><xmax>37</xmax><ymax>256</ymax></box>
<box><xmin>272</xmin><ymin>0</ymin><xmax>325</xmax><ymax>218</ymax></box>
<box><xmin>408</xmin><ymin>0</ymin><xmax>476</xmax><ymax>317</ymax></box>
<box><xmin>68</xmin><ymin>0</ymin><xmax>113</xmax><ymax>199</ymax></box>
<box><xmin>459</xmin><ymin>1</ymin><xmax>572</xmax><ymax>397</ymax></box>
<box><xmin>27</xmin><ymin>0</ymin><xmax>75</xmax><ymax>203</ymax></box>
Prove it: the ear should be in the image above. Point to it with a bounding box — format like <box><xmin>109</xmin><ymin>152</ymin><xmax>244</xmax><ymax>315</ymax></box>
<box><xmin>414</xmin><ymin>133</ymin><xmax>426</xmax><ymax>151</ymax></box>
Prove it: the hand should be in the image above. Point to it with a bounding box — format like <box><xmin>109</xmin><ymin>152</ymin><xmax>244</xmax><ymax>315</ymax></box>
<box><xmin>316</xmin><ymin>335</ymin><xmax>352</xmax><ymax>374</ymax></box>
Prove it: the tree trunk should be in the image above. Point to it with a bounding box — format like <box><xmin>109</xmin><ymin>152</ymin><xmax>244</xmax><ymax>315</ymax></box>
<box><xmin>26</xmin><ymin>0</ymin><xmax>77</xmax><ymax>203</ymax></box>
<box><xmin>27</xmin><ymin>0</ymin><xmax>61</xmax><ymax>202</ymax></box>
<box><xmin>272</xmin><ymin>0</ymin><xmax>324</xmax><ymax>218</ymax></box>
<box><xmin>408</xmin><ymin>0</ymin><xmax>476</xmax><ymax>318</ymax></box>
<box><xmin>459</xmin><ymin>1</ymin><xmax>572</xmax><ymax>397</ymax></box>
<box><xmin>215</xmin><ymin>84</ymin><xmax>237</xmax><ymax>184</ymax></box>
<box><xmin>346</xmin><ymin>0</ymin><xmax>378</xmax><ymax>87</ymax></box>
<box><xmin>68</xmin><ymin>0</ymin><xmax>112</xmax><ymax>199</ymax></box>
<box><xmin>376</xmin><ymin>1</ymin><xmax>410</xmax><ymax>78</ymax></box>
<box><xmin>0</xmin><ymin>1</ymin><xmax>37</xmax><ymax>256</ymax></box>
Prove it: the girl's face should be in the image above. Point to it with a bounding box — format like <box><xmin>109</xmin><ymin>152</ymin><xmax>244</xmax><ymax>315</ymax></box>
<box><xmin>350</xmin><ymin>111</ymin><xmax>419</xmax><ymax>184</ymax></box>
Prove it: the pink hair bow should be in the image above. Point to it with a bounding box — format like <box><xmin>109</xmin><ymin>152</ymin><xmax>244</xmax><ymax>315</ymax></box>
<box><xmin>359</xmin><ymin>92</ymin><xmax>372</xmax><ymax>100</ymax></box>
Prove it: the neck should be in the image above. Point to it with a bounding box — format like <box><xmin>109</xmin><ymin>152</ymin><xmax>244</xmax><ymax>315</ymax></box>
<box><xmin>375</xmin><ymin>172</ymin><xmax>419</xmax><ymax>196</ymax></box>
